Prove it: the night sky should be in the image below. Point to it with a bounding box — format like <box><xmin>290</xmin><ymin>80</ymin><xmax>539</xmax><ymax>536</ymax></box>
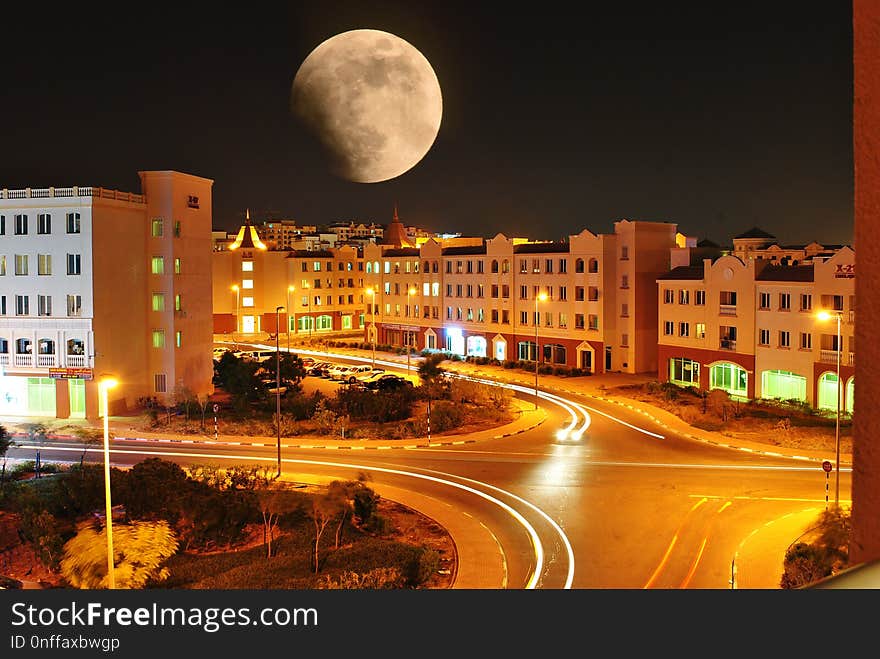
<box><xmin>0</xmin><ymin>2</ymin><xmax>853</xmax><ymax>247</ymax></box>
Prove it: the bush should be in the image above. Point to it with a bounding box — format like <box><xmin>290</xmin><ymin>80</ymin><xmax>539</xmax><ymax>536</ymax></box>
<box><xmin>317</xmin><ymin>567</ymin><xmax>404</xmax><ymax>589</ymax></box>
<box><xmin>404</xmin><ymin>546</ymin><xmax>441</xmax><ymax>587</ymax></box>
<box><xmin>430</xmin><ymin>401</ymin><xmax>465</xmax><ymax>432</ymax></box>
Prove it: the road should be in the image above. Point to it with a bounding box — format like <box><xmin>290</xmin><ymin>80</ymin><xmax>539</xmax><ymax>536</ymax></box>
<box><xmin>7</xmin><ymin>346</ymin><xmax>850</xmax><ymax>589</ymax></box>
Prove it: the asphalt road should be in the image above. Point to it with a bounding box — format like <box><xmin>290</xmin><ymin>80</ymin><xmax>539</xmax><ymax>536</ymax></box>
<box><xmin>7</xmin><ymin>346</ymin><xmax>850</xmax><ymax>590</ymax></box>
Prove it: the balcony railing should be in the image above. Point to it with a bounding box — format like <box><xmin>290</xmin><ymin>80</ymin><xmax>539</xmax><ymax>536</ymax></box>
<box><xmin>720</xmin><ymin>339</ymin><xmax>736</xmax><ymax>351</ymax></box>
<box><xmin>0</xmin><ymin>354</ymin><xmax>8</xmax><ymax>366</ymax></box>
<box><xmin>36</xmin><ymin>355</ymin><xmax>56</xmax><ymax>367</ymax></box>
<box><xmin>66</xmin><ymin>354</ymin><xmax>87</xmax><ymax>368</ymax></box>
<box><xmin>719</xmin><ymin>304</ymin><xmax>737</xmax><ymax>316</ymax></box>
<box><xmin>819</xmin><ymin>349</ymin><xmax>855</xmax><ymax>367</ymax></box>
<box><xmin>0</xmin><ymin>186</ymin><xmax>145</xmax><ymax>203</ymax></box>
<box><xmin>14</xmin><ymin>354</ymin><xmax>33</xmax><ymax>367</ymax></box>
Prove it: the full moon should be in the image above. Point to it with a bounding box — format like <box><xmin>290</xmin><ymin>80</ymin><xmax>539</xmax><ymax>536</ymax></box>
<box><xmin>291</xmin><ymin>29</ymin><xmax>443</xmax><ymax>183</ymax></box>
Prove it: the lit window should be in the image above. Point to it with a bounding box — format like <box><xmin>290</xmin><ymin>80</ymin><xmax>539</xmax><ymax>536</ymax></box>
<box><xmin>152</xmin><ymin>293</ymin><xmax>165</xmax><ymax>311</ymax></box>
<box><xmin>152</xmin><ymin>330</ymin><xmax>166</xmax><ymax>348</ymax></box>
<box><xmin>242</xmin><ymin>279</ymin><xmax>254</xmax><ymax>289</ymax></box>
<box><xmin>175</xmin><ymin>331</ymin><xmax>182</xmax><ymax>348</ymax></box>
<box><xmin>242</xmin><ymin>261</ymin><xmax>254</xmax><ymax>272</ymax></box>
<box><xmin>242</xmin><ymin>296</ymin><xmax>254</xmax><ymax>307</ymax></box>
<box><xmin>151</xmin><ymin>257</ymin><xmax>164</xmax><ymax>274</ymax></box>
<box><xmin>151</xmin><ymin>218</ymin><xmax>164</xmax><ymax>237</ymax></box>
<box><xmin>174</xmin><ymin>258</ymin><xmax>181</xmax><ymax>274</ymax></box>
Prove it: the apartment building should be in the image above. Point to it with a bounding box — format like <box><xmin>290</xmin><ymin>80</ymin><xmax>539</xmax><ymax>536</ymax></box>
<box><xmin>363</xmin><ymin>220</ymin><xmax>678</xmax><ymax>374</ymax></box>
<box><xmin>0</xmin><ymin>170</ymin><xmax>215</xmax><ymax>419</ymax></box>
<box><xmin>212</xmin><ymin>217</ymin><xmax>367</xmax><ymax>337</ymax></box>
<box><xmin>657</xmin><ymin>238</ymin><xmax>855</xmax><ymax>410</ymax></box>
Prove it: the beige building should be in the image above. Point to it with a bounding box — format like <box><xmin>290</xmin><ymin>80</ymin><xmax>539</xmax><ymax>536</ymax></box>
<box><xmin>657</xmin><ymin>237</ymin><xmax>854</xmax><ymax>410</ymax></box>
<box><xmin>0</xmin><ymin>170</ymin><xmax>214</xmax><ymax>418</ymax></box>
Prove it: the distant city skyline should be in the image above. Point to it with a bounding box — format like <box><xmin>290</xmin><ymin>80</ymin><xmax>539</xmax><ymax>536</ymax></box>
<box><xmin>0</xmin><ymin>2</ymin><xmax>854</xmax><ymax>247</ymax></box>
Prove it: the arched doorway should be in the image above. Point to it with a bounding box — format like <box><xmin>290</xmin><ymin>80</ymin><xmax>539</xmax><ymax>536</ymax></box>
<box><xmin>846</xmin><ymin>376</ymin><xmax>855</xmax><ymax>414</ymax></box>
<box><xmin>466</xmin><ymin>335</ymin><xmax>487</xmax><ymax>358</ymax></box>
<box><xmin>492</xmin><ymin>334</ymin><xmax>506</xmax><ymax>361</ymax></box>
<box><xmin>817</xmin><ymin>372</ymin><xmax>841</xmax><ymax>412</ymax></box>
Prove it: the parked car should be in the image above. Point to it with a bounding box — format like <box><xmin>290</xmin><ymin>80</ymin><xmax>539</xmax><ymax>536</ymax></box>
<box><xmin>353</xmin><ymin>370</ymin><xmax>389</xmax><ymax>387</ymax></box>
<box><xmin>308</xmin><ymin>361</ymin><xmax>333</xmax><ymax>377</ymax></box>
<box><xmin>339</xmin><ymin>364</ymin><xmax>381</xmax><ymax>384</ymax></box>
<box><xmin>327</xmin><ymin>364</ymin><xmax>356</xmax><ymax>381</ymax></box>
<box><xmin>299</xmin><ymin>356</ymin><xmax>316</xmax><ymax>368</ymax></box>
<box><xmin>365</xmin><ymin>374</ymin><xmax>414</xmax><ymax>391</ymax></box>
<box><xmin>260</xmin><ymin>378</ymin><xmax>288</xmax><ymax>396</ymax></box>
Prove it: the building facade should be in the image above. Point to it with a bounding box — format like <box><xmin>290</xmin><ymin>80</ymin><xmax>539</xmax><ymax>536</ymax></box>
<box><xmin>0</xmin><ymin>170</ymin><xmax>214</xmax><ymax>418</ymax></box>
<box><xmin>657</xmin><ymin>241</ymin><xmax>855</xmax><ymax>411</ymax></box>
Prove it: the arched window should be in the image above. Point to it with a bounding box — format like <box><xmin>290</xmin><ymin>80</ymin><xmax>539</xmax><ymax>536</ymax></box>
<box><xmin>366</xmin><ymin>262</ymin><xmax>373</xmax><ymax>273</ymax></box>
<box><xmin>0</xmin><ymin>338</ymin><xmax>8</xmax><ymax>354</ymax></box>
<box><xmin>67</xmin><ymin>338</ymin><xmax>85</xmax><ymax>355</ymax></box>
<box><xmin>38</xmin><ymin>338</ymin><xmax>55</xmax><ymax>355</ymax></box>
<box><xmin>423</xmin><ymin>261</ymin><xmax>429</xmax><ymax>273</ymax></box>
<box><xmin>491</xmin><ymin>260</ymin><xmax>499</xmax><ymax>273</ymax></box>
<box><xmin>16</xmin><ymin>338</ymin><xmax>32</xmax><ymax>354</ymax></box>
<box><xmin>588</xmin><ymin>258</ymin><xmax>599</xmax><ymax>273</ymax></box>
<box><xmin>846</xmin><ymin>376</ymin><xmax>855</xmax><ymax>415</ymax></box>
<box><xmin>575</xmin><ymin>258</ymin><xmax>584</xmax><ymax>273</ymax></box>
<box><xmin>709</xmin><ymin>362</ymin><xmax>747</xmax><ymax>397</ymax></box>
<box><xmin>501</xmin><ymin>259</ymin><xmax>510</xmax><ymax>274</ymax></box>
<box><xmin>817</xmin><ymin>372</ymin><xmax>840</xmax><ymax>412</ymax></box>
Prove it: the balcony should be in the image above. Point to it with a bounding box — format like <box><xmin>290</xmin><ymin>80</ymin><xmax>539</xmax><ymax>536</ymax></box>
<box><xmin>819</xmin><ymin>349</ymin><xmax>855</xmax><ymax>367</ymax></box>
<box><xmin>0</xmin><ymin>354</ymin><xmax>8</xmax><ymax>366</ymax></box>
<box><xmin>719</xmin><ymin>305</ymin><xmax>737</xmax><ymax>316</ymax></box>
<box><xmin>66</xmin><ymin>354</ymin><xmax>87</xmax><ymax>368</ymax></box>
<box><xmin>36</xmin><ymin>355</ymin><xmax>57</xmax><ymax>368</ymax></box>
<box><xmin>14</xmin><ymin>354</ymin><xmax>33</xmax><ymax>367</ymax></box>
<box><xmin>720</xmin><ymin>339</ymin><xmax>736</xmax><ymax>351</ymax></box>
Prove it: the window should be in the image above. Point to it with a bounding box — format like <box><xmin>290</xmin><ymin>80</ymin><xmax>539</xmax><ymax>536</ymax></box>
<box><xmin>16</xmin><ymin>295</ymin><xmax>29</xmax><ymax>315</ymax></box>
<box><xmin>519</xmin><ymin>259</ymin><xmax>528</xmax><ymax>274</ymax></box>
<box><xmin>491</xmin><ymin>260</ymin><xmax>499</xmax><ymax>273</ymax></box>
<box><xmin>152</xmin><ymin>330</ymin><xmax>166</xmax><ymax>348</ymax></box>
<box><xmin>152</xmin><ymin>293</ymin><xmax>165</xmax><ymax>312</ymax></box>
<box><xmin>67</xmin><ymin>295</ymin><xmax>82</xmax><ymax>317</ymax></box>
<box><xmin>575</xmin><ymin>259</ymin><xmax>584</xmax><ymax>273</ymax></box>
<box><xmin>576</xmin><ymin>286</ymin><xmax>585</xmax><ymax>302</ymax></box>
<box><xmin>151</xmin><ymin>256</ymin><xmax>164</xmax><ymax>274</ymax></box>
<box><xmin>314</xmin><ymin>261</ymin><xmax>322</xmax><ymax>272</ymax></box>
<box><xmin>759</xmin><ymin>329</ymin><xmax>770</xmax><ymax>346</ymax></box>
<box><xmin>491</xmin><ymin>309</ymin><xmax>499</xmax><ymax>323</ymax></box>
<box><xmin>800</xmin><ymin>294</ymin><xmax>812</xmax><ymax>311</ymax></box>
<box><xmin>559</xmin><ymin>312</ymin><xmax>567</xmax><ymax>328</ymax></box>
<box><xmin>0</xmin><ymin>215</ymin><xmax>4</xmax><ymax>235</ymax></box>
<box><xmin>242</xmin><ymin>279</ymin><xmax>253</xmax><ymax>289</ymax></box>
<box><xmin>588</xmin><ymin>258</ymin><xmax>599</xmax><ymax>273</ymax></box>
<box><xmin>669</xmin><ymin>358</ymin><xmax>700</xmax><ymax>385</ymax></box>
<box><xmin>695</xmin><ymin>323</ymin><xmax>706</xmax><ymax>339</ymax></box>
<box><xmin>621</xmin><ymin>304</ymin><xmax>629</xmax><ymax>317</ymax></box>
<box><xmin>545</xmin><ymin>259</ymin><xmax>553</xmax><ymax>274</ymax></box>
<box><xmin>0</xmin><ymin>296</ymin><xmax>5</xmax><ymax>315</ymax></box>
<box><xmin>664</xmin><ymin>321</ymin><xmax>674</xmax><ymax>336</ymax></box>
<box><xmin>520</xmin><ymin>285</ymin><xmax>528</xmax><ymax>299</ymax></box>
<box><xmin>779</xmin><ymin>330</ymin><xmax>791</xmax><ymax>348</ymax></box>
<box><xmin>491</xmin><ymin>285</ymin><xmax>499</xmax><ymax>298</ymax></box>
<box><xmin>588</xmin><ymin>287</ymin><xmax>599</xmax><ymax>301</ymax></box>
<box><xmin>679</xmin><ymin>322</ymin><xmax>689</xmax><ymax>337</ymax></box>
<box><xmin>620</xmin><ymin>246</ymin><xmax>629</xmax><ymax>260</ymax></box>
<box><xmin>621</xmin><ymin>275</ymin><xmax>629</xmax><ymax>289</ymax></box>
<box><xmin>779</xmin><ymin>293</ymin><xmax>791</xmax><ymax>311</ymax></box>
<box><xmin>520</xmin><ymin>311</ymin><xmax>529</xmax><ymax>325</ymax></box>
<box><xmin>38</xmin><ymin>254</ymin><xmax>52</xmax><ymax>276</ymax></box>
<box><xmin>501</xmin><ymin>260</ymin><xmax>510</xmax><ymax>273</ymax></box>
<box><xmin>66</xmin><ymin>212</ymin><xmax>81</xmax><ymax>234</ymax></box>
<box><xmin>575</xmin><ymin>314</ymin><xmax>585</xmax><ymax>329</ymax></box>
<box><xmin>0</xmin><ymin>256</ymin><xmax>4</xmax><ymax>276</ymax></box>
<box><xmin>501</xmin><ymin>285</ymin><xmax>509</xmax><ymax>298</ymax></box>
<box><xmin>67</xmin><ymin>254</ymin><xmax>81</xmax><ymax>275</ymax></box>
<box><xmin>175</xmin><ymin>331</ymin><xmax>182</xmax><ymax>348</ymax></box>
<box><xmin>621</xmin><ymin>333</ymin><xmax>629</xmax><ymax>347</ymax></box>
<box><xmin>695</xmin><ymin>290</ymin><xmax>706</xmax><ymax>306</ymax></box>
<box><xmin>14</xmin><ymin>214</ymin><xmax>28</xmax><ymax>235</ymax></box>
<box><xmin>664</xmin><ymin>289</ymin><xmax>674</xmax><ymax>304</ymax></box>
<box><xmin>821</xmin><ymin>294</ymin><xmax>844</xmax><ymax>312</ymax></box>
<box><xmin>432</xmin><ymin>282</ymin><xmax>439</xmax><ymax>297</ymax></box>
<box><xmin>559</xmin><ymin>259</ymin><xmax>567</xmax><ymax>273</ymax></box>
<box><xmin>151</xmin><ymin>217</ymin><xmax>164</xmax><ymax>237</ymax></box>
<box><xmin>37</xmin><ymin>213</ymin><xmax>51</xmax><ymax>235</ymax></box>
<box><xmin>477</xmin><ymin>284</ymin><xmax>484</xmax><ymax>298</ymax></box>
<box><xmin>38</xmin><ymin>295</ymin><xmax>52</xmax><ymax>316</ymax></box>
<box><xmin>679</xmin><ymin>290</ymin><xmax>689</xmax><ymax>304</ymax></box>
<box><xmin>174</xmin><ymin>221</ymin><xmax>181</xmax><ymax>238</ymax></box>
<box><xmin>759</xmin><ymin>292</ymin><xmax>771</xmax><ymax>310</ymax></box>
<box><xmin>501</xmin><ymin>310</ymin><xmax>509</xmax><ymax>324</ymax></box>
<box><xmin>175</xmin><ymin>258</ymin><xmax>181</xmax><ymax>274</ymax></box>
<box><xmin>800</xmin><ymin>332</ymin><xmax>812</xmax><ymax>350</ymax></box>
<box><xmin>242</xmin><ymin>261</ymin><xmax>254</xmax><ymax>272</ymax></box>
<box><xmin>242</xmin><ymin>296</ymin><xmax>254</xmax><ymax>307</ymax></box>
<box><xmin>15</xmin><ymin>255</ymin><xmax>28</xmax><ymax>275</ymax></box>
<box><xmin>588</xmin><ymin>314</ymin><xmax>599</xmax><ymax>330</ymax></box>
<box><xmin>720</xmin><ymin>291</ymin><xmax>737</xmax><ymax>305</ymax></box>
<box><xmin>154</xmin><ymin>374</ymin><xmax>167</xmax><ymax>393</ymax></box>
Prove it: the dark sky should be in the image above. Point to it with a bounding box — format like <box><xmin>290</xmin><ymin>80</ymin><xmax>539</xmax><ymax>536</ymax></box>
<box><xmin>0</xmin><ymin>2</ymin><xmax>853</xmax><ymax>246</ymax></box>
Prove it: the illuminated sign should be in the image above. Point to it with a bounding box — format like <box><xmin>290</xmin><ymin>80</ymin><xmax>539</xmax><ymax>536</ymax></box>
<box><xmin>834</xmin><ymin>264</ymin><xmax>855</xmax><ymax>278</ymax></box>
<box><xmin>48</xmin><ymin>367</ymin><xmax>94</xmax><ymax>380</ymax></box>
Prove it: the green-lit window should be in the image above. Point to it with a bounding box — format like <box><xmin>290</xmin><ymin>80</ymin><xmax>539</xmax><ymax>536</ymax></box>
<box><xmin>152</xmin><ymin>330</ymin><xmax>165</xmax><ymax>348</ymax></box>
<box><xmin>341</xmin><ymin>315</ymin><xmax>352</xmax><ymax>330</ymax></box>
<box><xmin>151</xmin><ymin>218</ymin><xmax>163</xmax><ymax>237</ymax></box>
<box><xmin>316</xmin><ymin>314</ymin><xmax>333</xmax><ymax>330</ymax></box>
<box><xmin>152</xmin><ymin>293</ymin><xmax>165</xmax><ymax>312</ymax></box>
<box><xmin>709</xmin><ymin>363</ymin><xmax>747</xmax><ymax>396</ymax></box>
<box><xmin>175</xmin><ymin>331</ymin><xmax>182</xmax><ymax>348</ymax></box>
<box><xmin>761</xmin><ymin>370</ymin><xmax>806</xmax><ymax>403</ymax></box>
<box><xmin>174</xmin><ymin>258</ymin><xmax>181</xmax><ymax>274</ymax></box>
<box><xmin>175</xmin><ymin>295</ymin><xmax>182</xmax><ymax>311</ymax></box>
<box><xmin>151</xmin><ymin>257</ymin><xmax>164</xmax><ymax>274</ymax></box>
<box><xmin>669</xmin><ymin>358</ymin><xmax>700</xmax><ymax>386</ymax></box>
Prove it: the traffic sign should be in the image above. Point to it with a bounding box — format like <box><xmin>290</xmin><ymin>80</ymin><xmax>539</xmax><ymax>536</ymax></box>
<box><xmin>822</xmin><ymin>460</ymin><xmax>833</xmax><ymax>473</ymax></box>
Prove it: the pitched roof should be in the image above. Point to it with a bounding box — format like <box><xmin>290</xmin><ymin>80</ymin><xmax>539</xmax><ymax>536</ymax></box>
<box><xmin>657</xmin><ymin>265</ymin><xmax>705</xmax><ymax>280</ymax></box>
<box><xmin>755</xmin><ymin>264</ymin><xmax>815</xmax><ymax>282</ymax></box>
<box><xmin>734</xmin><ymin>226</ymin><xmax>776</xmax><ymax>240</ymax></box>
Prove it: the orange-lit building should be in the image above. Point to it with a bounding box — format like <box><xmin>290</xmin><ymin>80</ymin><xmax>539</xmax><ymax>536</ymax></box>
<box><xmin>657</xmin><ymin>229</ymin><xmax>855</xmax><ymax>411</ymax></box>
<box><xmin>0</xmin><ymin>170</ymin><xmax>215</xmax><ymax>418</ymax></box>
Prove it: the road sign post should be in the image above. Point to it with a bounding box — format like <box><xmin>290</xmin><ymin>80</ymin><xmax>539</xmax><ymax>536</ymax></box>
<box><xmin>213</xmin><ymin>403</ymin><xmax>220</xmax><ymax>441</ymax></box>
<box><xmin>822</xmin><ymin>460</ymin><xmax>833</xmax><ymax>510</ymax></box>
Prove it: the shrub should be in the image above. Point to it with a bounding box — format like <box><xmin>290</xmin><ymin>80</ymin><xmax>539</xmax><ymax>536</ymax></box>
<box><xmin>317</xmin><ymin>567</ymin><xmax>404</xmax><ymax>589</ymax></box>
<box><xmin>404</xmin><ymin>546</ymin><xmax>441</xmax><ymax>587</ymax></box>
<box><xmin>430</xmin><ymin>401</ymin><xmax>465</xmax><ymax>432</ymax></box>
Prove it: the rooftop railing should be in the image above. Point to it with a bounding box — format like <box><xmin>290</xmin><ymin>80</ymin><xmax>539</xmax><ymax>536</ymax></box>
<box><xmin>0</xmin><ymin>186</ymin><xmax>145</xmax><ymax>203</ymax></box>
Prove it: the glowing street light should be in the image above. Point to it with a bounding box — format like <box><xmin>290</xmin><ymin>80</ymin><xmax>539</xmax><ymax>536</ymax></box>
<box><xmin>99</xmin><ymin>376</ymin><xmax>118</xmax><ymax>589</ymax></box>
<box><xmin>366</xmin><ymin>287</ymin><xmax>377</xmax><ymax>369</ymax></box>
<box><xmin>407</xmin><ymin>287</ymin><xmax>417</xmax><ymax>376</ymax></box>
<box><xmin>534</xmin><ymin>291</ymin><xmax>548</xmax><ymax>410</ymax></box>
<box><xmin>817</xmin><ymin>309</ymin><xmax>843</xmax><ymax>508</ymax></box>
<box><xmin>275</xmin><ymin>306</ymin><xmax>285</xmax><ymax>478</ymax></box>
<box><xmin>286</xmin><ymin>285</ymin><xmax>295</xmax><ymax>352</ymax></box>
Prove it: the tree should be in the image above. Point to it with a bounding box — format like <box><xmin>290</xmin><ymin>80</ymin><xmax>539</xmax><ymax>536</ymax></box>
<box><xmin>257</xmin><ymin>486</ymin><xmax>302</xmax><ymax>558</ymax></box>
<box><xmin>213</xmin><ymin>352</ymin><xmax>264</xmax><ymax>410</ymax></box>
<box><xmin>780</xmin><ymin>508</ymin><xmax>851</xmax><ymax>588</ymax></box>
<box><xmin>311</xmin><ymin>491</ymin><xmax>343</xmax><ymax>573</ymax></box>
<box><xmin>60</xmin><ymin>519</ymin><xmax>179</xmax><ymax>589</ymax></box>
<box><xmin>417</xmin><ymin>352</ymin><xmax>447</xmax><ymax>386</ymax></box>
<box><xmin>71</xmin><ymin>426</ymin><xmax>103</xmax><ymax>469</ymax></box>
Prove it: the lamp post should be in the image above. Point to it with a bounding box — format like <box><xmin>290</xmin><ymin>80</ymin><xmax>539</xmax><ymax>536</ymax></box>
<box><xmin>818</xmin><ymin>309</ymin><xmax>843</xmax><ymax>508</ymax></box>
<box><xmin>534</xmin><ymin>291</ymin><xmax>548</xmax><ymax>410</ymax></box>
<box><xmin>366</xmin><ymin>287</ymin><xmax>377</xmax><ymax>369</ymax></box>
<box><xmin>99</xmin><ymin>376</ymin><xmax>118</xmax><ymax>589</ymax></box>
<box><xmin>230</xmin><ymin>284</ymin><xmax>240</xmax><ymax>342</ymax></box>
<box><xmin>275</xmin><ymin>306</ymin><xmax>284</xmax><ymax>478</ymax></box>
<box><xmin>407</xmin><ymin>287</ymin><xmax>417</xmax><ymax>376</ymax></box>
<box><xmin>286</xmin><ymin>285</ymin><xmax>295</xmax><ymax>352</ymax></box>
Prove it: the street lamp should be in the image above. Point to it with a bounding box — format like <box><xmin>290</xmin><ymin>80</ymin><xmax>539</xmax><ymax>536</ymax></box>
<box><xmin>275</xmin><ymin>306</ymin><xmax>285</xmax><ymax>478</ymax></box>
<box><xmin>230</xmin><ymin>284</ymin><xmax>240</xmax><ymax>342</ymax></box>
<box><xmin>407</xmin><ymin>287</ymin><xmax>417</xmax><ymax>376</ymax></box>
<box><xmin>818</xmin><ymin>309</ymin><xmax>843</xmax><ymax>508</ymax></box>
<box><xmin>99</xmin><ymin>376</ymin><xmax>118</xmax><ymax>589</ymax></box>
<box><xmin>366</xmin><ymin>287</ymin><xmax>377</xmax><ymax>369</ymax></box>
<box><xmin>534</xmin><ymin>291</ymin><xmax>548</xmax><ymax>410</ymax></box>
<box><xmin>286</xmin><ymin>285</ymin><xmax>295</xmax><ymax>352</ymax></box>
